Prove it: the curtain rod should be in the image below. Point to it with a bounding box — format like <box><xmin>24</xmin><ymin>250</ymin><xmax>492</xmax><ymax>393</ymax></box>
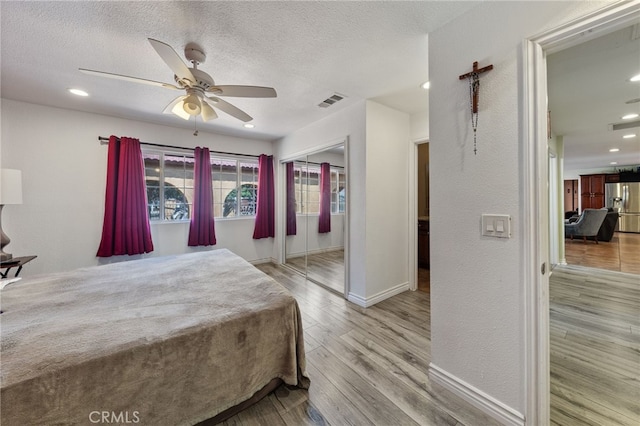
<box><xmin>98</xmin><ymin>136</ymin><xmax>260</xmax><ymax>159</ymax></box>
<box><xmin>292</xmin><ymin>159</ymin><xmax>345</xmax><ymax>169</ymax></box>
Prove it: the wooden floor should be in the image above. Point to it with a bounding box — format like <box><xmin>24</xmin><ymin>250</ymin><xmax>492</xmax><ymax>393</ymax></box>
<box><xmin>549</xmin><ymin>265</ymin><xmax>640</xmax><ymax>426</ymax></box>
<box><xmin>220</xmin><ymin>237</ymin><xmax>639</xmax><ymax>425</ymax></box>
<box><xmin>564</xmin><ymin>232</ymin><xmax>640</xmax><ymax>274</ymax></box>
<box><xmin>222</xmin><ymin>263</ymin><xmax>500</xmax><ymax>426</ymax></box>
<box><xmin>418</xmin><ymin>267</ymin><xmax>430</xmax><ymax>293</ymax></box>
<box><xmin>285</xmin><ymin>250</ymin><xmax>345</xmax><ymax>294</ymax></box>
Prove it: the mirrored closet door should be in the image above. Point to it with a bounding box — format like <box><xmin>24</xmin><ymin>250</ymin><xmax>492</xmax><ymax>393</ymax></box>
<box><xmin>283</xmin><ymin>143</ymin><xmax>347</xmax><ymax>295</ymax></box>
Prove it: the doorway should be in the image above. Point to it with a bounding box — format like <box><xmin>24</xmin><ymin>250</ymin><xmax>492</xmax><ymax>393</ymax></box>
<box><xmin>525</xmin><ymin>3</ymin><xmax>640</xmax><ymax>424</ymax></box>
<box><xmin>416</xmin><ymin>142</ymin><xmax>430</xmax><ymax>293</ymax></box>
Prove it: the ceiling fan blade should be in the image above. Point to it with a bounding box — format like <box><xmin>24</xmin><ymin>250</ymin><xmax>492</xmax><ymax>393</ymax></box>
<box><xmin>201</xmin><ymin>102</ymin><xmax>218</xmax><ymax>122</ymax></box>
<box><xmin>148</xmin><ymin>38</ymin><xmax>195</xmax><ymax>86</ymax></box>
<box><xmin>163</xmin><ymin>95</ymin><xmax>190</xmax><ymax>120</ymax></box>
<box><xmin>208</xmin><ymin>85</ymin><xmax>277</xmax><ymax>98</ymax></box>
<box><xmin>205</xmin><ymin>97</ymin><xmax>253</xmax><ymax>122</ymax></box>
<box><xmin>79</xmin><ymin>68</ymin><xmax>181</xmax><ymax>90</ymax></box>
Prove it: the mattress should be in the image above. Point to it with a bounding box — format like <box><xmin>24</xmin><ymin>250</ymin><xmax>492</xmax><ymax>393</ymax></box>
<box><xmin>0</xmin><ymin>249</ymin><xmax>309</xmax><ymax>425</ymax></box>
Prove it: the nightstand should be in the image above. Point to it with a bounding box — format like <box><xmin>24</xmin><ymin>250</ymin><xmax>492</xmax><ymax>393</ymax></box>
<box><xmin>0</xmin><ymin>255</ymin><xmax>37</xmax><ymax>278</ymax></box>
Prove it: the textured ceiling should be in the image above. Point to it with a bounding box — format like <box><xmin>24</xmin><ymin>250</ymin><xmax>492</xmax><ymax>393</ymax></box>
<box><xmin>3</xmin><ymin>2</ymin><xmax>635</xmax><ymax>171</ymax></box>
<box><xmin>0</xmin><ymin>1</ymin><xmax>479</xmax><ymax>141</ymax></box>
<box><xmin>548</xmin><ymin>24</ymin><xmax>640</xmax><ymax>171</ymax></box>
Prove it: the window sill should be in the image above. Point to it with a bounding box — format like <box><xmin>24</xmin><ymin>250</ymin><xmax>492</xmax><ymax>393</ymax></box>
<box><xmin>150</xmin><ymin>216</ymin><xmax>256</xmax><ymax>225</ymax></box>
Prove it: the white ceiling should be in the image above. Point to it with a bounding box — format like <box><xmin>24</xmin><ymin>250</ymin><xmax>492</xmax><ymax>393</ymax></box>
<box><xmin>548</xmin><ymin>23</ymin><xmax>640</xmax><ymax>172</ymax></box>
<box><xmin>3</xmin><ymin>1</ymin><xmax>637</xmax><ymax>172</ymax></box>
<box><xmin>0</xmin><ymin>1</ymin><xmax>480</xmax><ymax>141</ymax></box>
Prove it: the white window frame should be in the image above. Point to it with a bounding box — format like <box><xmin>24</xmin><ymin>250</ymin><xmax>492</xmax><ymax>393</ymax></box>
<box><xmin>292</xmin><ymin>161</ymin><xmax>345</xmax><ymax>216</ymax></box>
<box><xmin>143</xmin><ymin>149</ymin><xmax>259</xmax><ymax>222</ymax></box>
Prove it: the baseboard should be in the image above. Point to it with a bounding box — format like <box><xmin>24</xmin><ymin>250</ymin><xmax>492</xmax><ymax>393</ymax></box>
<box><xmin>249</xmin><ymin>257</ymin><xmax>277</xmax><ymax>266</ymax></box>
<box><xmin>287</xmin><ymin>246</ymin><xmax>343</xmax><ymax>259</ymax></box>
<box><xmin>348</xmin><ymin>281</ymin><xmax>409</xmax><ymax>308</ymax></box>
<box><xmin>428</xmin><ymin>363</ymin><xmax>525</xmax><ymax>426</ymax></box>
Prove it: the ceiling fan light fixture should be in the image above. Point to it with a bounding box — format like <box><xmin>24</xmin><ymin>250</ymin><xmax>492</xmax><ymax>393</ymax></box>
<box><xmin>68</xmin><ymin>88</ymin><xmax>88</xmax><ymax>97</ymax></box>
<box><xmin>630</xmin><ymin>74</ymin><xmax>640</xmax><ymax>82</ymax></box>
<box><xmin>200</xmin><ymin>101</ymin><xmax>217</xmax><ymax>122</ymax></box>
<box><xmin>183</xmin><ymin>94</ymin><xmax>201</xmax><ymax>115</ymax></box>
<box><xmin>171</xmin><ymin>100</ymin><xmax>191</xmax><ymax>120</ymax></box>
<box><xmin>82</xmin><ymin>38</ymin><xmax>275</xmax><ymax>125</ymax></box>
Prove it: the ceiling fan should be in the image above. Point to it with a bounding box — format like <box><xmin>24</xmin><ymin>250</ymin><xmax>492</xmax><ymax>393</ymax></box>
<box><xmin>79</xmin><ymin>38</ymin><xmax>276</xmax><ymax>123</ymax></box>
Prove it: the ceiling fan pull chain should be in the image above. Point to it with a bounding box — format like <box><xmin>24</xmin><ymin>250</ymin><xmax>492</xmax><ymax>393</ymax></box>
<box><xmin>193</xmin><ymin>116</ymin><xmax>199</xmax><ymax>136</ymax></box>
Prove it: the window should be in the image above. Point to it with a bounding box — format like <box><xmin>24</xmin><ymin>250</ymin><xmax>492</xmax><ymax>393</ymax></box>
<box><xmin>331</xmin><ymin>169</ymin><xmax>346</xmax><ymax>213</ymax></box>
<box><xmin>143</xmin><ymin>150</ymin><xmax>259</xmax><ymax>221</ymax></box>
<box><xmin>215</xmin><ymin>160</ymin><xmax>259</xmax><ymax>218</ymax></box>
<box><xmin>292</xmin><ymin>162</ymin><xmax>345</xmax><ymax>214</ymax></box>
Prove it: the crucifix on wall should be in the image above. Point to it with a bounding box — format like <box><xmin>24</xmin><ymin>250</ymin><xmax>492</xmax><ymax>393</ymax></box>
<box><xmin>459</xmin><ymin>61</ymin><xmax>494</xmax><ymax>155</ymax></box>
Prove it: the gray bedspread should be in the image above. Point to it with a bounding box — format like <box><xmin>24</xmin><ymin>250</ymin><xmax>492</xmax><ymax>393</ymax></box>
<box><xmin>1</xmin><ymin>249</ymin><xmax>309</xmax><ymax>425</ymax></box>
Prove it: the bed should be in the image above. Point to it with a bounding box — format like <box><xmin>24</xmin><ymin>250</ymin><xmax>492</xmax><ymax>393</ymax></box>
<box><xmin>1</xmin><ymin>249</ymin><xmax>309</xmax><ymax>425</ymax></box>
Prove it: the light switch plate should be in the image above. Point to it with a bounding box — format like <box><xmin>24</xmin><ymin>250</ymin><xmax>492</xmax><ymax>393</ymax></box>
<box><xmin>482</xmin><ymin>214</ymin><xmax>511</xmax><ymax>238</ymax></box>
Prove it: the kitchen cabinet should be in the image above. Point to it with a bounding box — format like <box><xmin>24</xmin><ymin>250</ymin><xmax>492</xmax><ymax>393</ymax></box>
<box><xmin>580</xmin><ymin>174</ymin><xmax>605</xmax><ymax>210</ymax></box>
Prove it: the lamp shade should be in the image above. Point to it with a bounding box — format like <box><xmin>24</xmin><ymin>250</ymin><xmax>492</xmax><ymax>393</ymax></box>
<box><xmin>0</xmin><ymin>169</ymin><xmax>23</xmax><ymax>205</ymax></box>
<box><xmin>182</xmin><ymin>93</ymin><xmax>202</xmax><ymax>115</ymax></box>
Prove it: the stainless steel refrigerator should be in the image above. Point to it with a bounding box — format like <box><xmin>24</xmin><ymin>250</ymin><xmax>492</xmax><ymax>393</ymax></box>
<box><xmin>606</xmin><ymin>182</ymin><xmax>640</xmax><ymax>233</ymax></box>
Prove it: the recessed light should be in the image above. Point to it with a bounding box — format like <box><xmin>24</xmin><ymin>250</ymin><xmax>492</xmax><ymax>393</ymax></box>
<box><xmin>421</xmin><ymin>81</ymin><xmax>430</xmax><ymax>90</ymax></box>
<box><xmin>609</xmin><ymin>148</ymin><xmax>620</xmax><ymax>152</ymax></box>
<box><xmin>68</xmin><ymin>88</ymin><xmax>89</xmax><ymax>97</ymax></box>
<box><xmin>610</xmin><ymin>162</ymin><xmax>618</xmax><ymax>165</ymax></box>
<box><xmin>243</xmin><ymin>123</ymin><xmax>255</xmax><ymax>129</ymax></box>
<box><xmin>623</xmin><ymin>134</ymin><xmax>637</xmax><ymax>139</ymax></box>
<box><xmin>622</xmin><ymin>113</ymin><xmax>639</xmax><ymax>120</ymax></box>
<box><xmin>630</xmin><ymin>74</ymin><xmax>640</xmax><ymax>82</ymax></box>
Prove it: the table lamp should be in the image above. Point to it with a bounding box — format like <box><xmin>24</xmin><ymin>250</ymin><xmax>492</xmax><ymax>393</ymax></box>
<box><xmin>1</xmin><ymin>169</ymin><xmax>23</xmax><ymax>261</ymax></box>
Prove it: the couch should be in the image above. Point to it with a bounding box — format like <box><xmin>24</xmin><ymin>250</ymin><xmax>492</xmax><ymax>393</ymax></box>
<box><xmin>564</xmin><ymin>208</ymin><xmax>608</xmax><ymax>243</ymax></box>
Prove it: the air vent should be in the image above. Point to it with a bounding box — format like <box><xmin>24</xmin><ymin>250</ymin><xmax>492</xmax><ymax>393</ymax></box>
<box><xmin>318</xmin><ymin>93</ymin><xmax>346</xmax><ymax>108</ymax></box>
<box><xmin>609</xmin><ymin>120</ymin><xmax>640</xmax><ymax>131</ymax></box>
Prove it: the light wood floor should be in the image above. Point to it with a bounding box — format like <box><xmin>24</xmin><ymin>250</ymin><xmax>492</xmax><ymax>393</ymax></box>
<box><xmin>564</xmin><ymin>232</ymin><xmax>640</xmax><ymax>274</ymax></box>
<box><xmin>418</xmin><ymin>267</ymin><xmax>430</xmax><ymax>293</ymax></box>
<box><xmin>220</xmin><ymin>241</ymin><xmax>639</xmax><ymax>425</ymax></box>
<box><xmin>222</xmin><ymin>263</ymin><xmax>501</xmax><ymax>426</ymax></box>
<box><xmin>549</xmin><ymin>265</ymin><xmax>640</xmax><ymax>426</ymax></box>
<box><xmin>285</xmin><ymin>250</ymin><xmax>345</xmax><ymax>294</ymax></box>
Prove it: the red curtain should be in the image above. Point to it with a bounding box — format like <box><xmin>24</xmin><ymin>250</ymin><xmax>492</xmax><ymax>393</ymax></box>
<box><xmin>253</xmin><ymin>154</ymin><xmax>275</xmax><ymax>239</ymax></box>
<box><xmin>188</xmin><ymin>147</ymin><xmax>216</xmax><ymax>246</ymax></box>
<box><xmin>97</xmin><ymin>136</ymin><xmax>154</xmax><ymax>257</ymax></box>
<box><xmin>286</xmin><ymin>162</ymin><xmax>297</xmax><ymax>236</ymax></box>
<box><xmin>318</xmin><ymin>162</ymin><xmax>331</xmax><ymax>233</ymax></box>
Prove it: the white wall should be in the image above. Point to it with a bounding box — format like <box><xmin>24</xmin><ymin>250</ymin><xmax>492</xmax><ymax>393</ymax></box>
<box><xmin>277</xmin><ymin>100</ymin><xmax>411</xmax><ymax>304</ymax></box>
<box><xmin>306</xmin><ymin>150</ymin><xmax>345</xmax><ymax>167</ymax></box>
<box><xmin>285</xmin><ymin>214</ymin><xmax>345</xmax><ymax>258</ymax></box>
<box><xmin>410</xmin><ymin>108</ymin><xmax>429</xmax><ymax>142</ymax></box>
<box><xmin>428</xmin><ymin>0</ymin><xmax>607</xmax><ymax>420</ymax></box>
<box><xmin>1</xmin><ymin>99</ymin><xmax>274</xmax><ymax>276</ymax></box>
<box><xmin>277</xmin><ymin>101</ymin><xmax>368</xmax><ymax>298</ymax></box>
<box><xmin>365</xmin><ymin>101</ymin><xmax>410</xmax><ymax>298</ymax></box>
